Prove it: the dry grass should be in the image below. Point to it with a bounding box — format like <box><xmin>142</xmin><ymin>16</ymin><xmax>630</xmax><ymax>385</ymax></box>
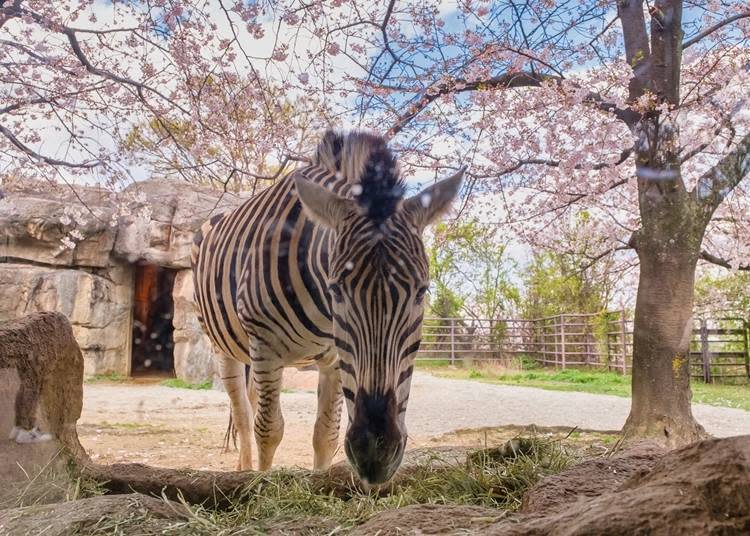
<box><xmin>3</xmin><ymin>449</ymin><xmax>106</xmax><ymax>510</ymax></box>
<box><xmin>73</xmin><ymin>435</ymin><xmax>578</xmax><ymax>535</ymax></box>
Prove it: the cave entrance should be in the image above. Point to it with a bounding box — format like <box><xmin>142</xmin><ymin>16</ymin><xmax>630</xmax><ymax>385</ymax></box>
<box><xmin>131</xmin><ymin>264</ymin><xmax>176</xmax><ymax>378</ymax></box>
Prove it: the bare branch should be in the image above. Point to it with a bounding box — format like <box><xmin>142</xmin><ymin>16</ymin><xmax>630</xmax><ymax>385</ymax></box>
<box><xmin>683</xmin><ymin>11</ymin><xmax>750</xmax><ymax>49</ymax></box>
<box><xmin>0</xmin><ymin>123</ymin><xmax>100</xmax><ymax>168</ymax></box>
<box><xmin>700</xmin><ymin>250</ymin><xmax>750</xmax><ymax>271</ymax></box>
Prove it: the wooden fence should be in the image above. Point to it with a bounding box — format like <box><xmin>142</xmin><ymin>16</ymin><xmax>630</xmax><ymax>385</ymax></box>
<box><xmin>417</xmin><ymin>313</ymin><xmax>750</xmax><ymax>383</ymax></box>
<box><xmin>689</xmin><ymin>317</ymin><xmax>749</xmax><ymax>382</ymax></box>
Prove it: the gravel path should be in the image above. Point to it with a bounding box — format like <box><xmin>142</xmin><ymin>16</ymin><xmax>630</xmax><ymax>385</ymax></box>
<box><xmin>406</xmin><ymin>372</ymin><xmax>750</xmax><ymax>438</ymax></box>
<box><xmin>80</xmin><ymin>371</ymin><xmax>750</xmax><ymax>470</ymax></box>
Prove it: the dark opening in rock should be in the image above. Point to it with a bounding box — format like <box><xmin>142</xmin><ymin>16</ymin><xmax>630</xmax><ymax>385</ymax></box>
<box><xmin>131</xmin><ymin>264</ymin><xmax>177</xmax><ymax>376</ymax></box>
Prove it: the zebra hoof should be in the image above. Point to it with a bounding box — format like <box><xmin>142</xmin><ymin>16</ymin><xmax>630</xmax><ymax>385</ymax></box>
<box><xmin>10</xmin><ymin>426</ymin><xmax>55</xmax><ymax>444</ymax></box>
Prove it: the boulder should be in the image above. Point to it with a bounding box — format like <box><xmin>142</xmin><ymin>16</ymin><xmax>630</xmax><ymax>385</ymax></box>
<box><xmin>0</xmin><ymin>180</ymin><xmax>117</xmax><ymax>268</ymax></box>
<box><xmin>0</xmin><ymin>313</ymin><xmax>87</xmax><ymax>507</ymax></box>
<box><xmin>0</xmin><ymin>263</ymin><xmax>133</xmax><ymax>376</ymax></box>
<box><xmin>114</xmin><ymin>179</ymin><xmax>246</xmax><ymax>269</ymax></box>
<box><xmin>172</xmin><ymin>269</ymin><xmax>218</xmax><ymax>383</ymax></box>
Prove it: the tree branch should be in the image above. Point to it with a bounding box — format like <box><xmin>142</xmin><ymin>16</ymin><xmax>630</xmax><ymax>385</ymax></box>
<box><xmin>700</xmin><ymin>250</ymin><xmax>750</xmax><ymax>271</ymax></box>
<box><xmin>694</xmin><ymin>130</ymin><xmax>750</xmax><ymax>208</ymax></box>
<box><xmin>617</xmin><ymin>0</ymin><xmax>651</xmax><ymax>100</ymax></box>
<box><xmin>1</xmin><ymin>3</ymin><xmax>190</xmax><ymax>116</ymax></box>
<box><xmin>577</xmin><ymin>244</ymin><xmax>633</xmax><ymax>273</ymax></box>
<box><xmin>679</xmin><ymin>114</ymin><xmax>734</xmax><ymax>164</ymax></box>
<box><xmin>683</xmin><ymin>11</ymin><xmax>750</xmax><ymax>49</ymax></box>
<box><xmin>62</xmin><ymin>28</ymin><xmax>189</xmax><ymax>115</ymax></box>
<box><xmin>387</xmin><ymin>71</ymin><xmax>640</xmax><ymax>137</ymax></box>
<box><xmin>474</xmin><ymin>146</ymin><xmax>634</xmax><ymax>180</ymax></box>
<box><xmin>0</xmin><ymin>123</ymin><xmax>100</xmax><ymax>168</ymax></box>
<box><xmin>387</xmin><ymin>71</ymin><xmax>556</xmax><ymax>137</ymax></box>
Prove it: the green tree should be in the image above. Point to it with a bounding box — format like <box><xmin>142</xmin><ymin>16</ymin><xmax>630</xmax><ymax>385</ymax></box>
<box><xmin>427</xmin><ymin>220</ymin><xmax>520</xmax><ymax>323</ymax></box>
<box><xmin>695</xmin><ymin>271</ymin><xmax>750</xmax><ymax>319</ymax></box>
<box><xmin>521</xmin><ymin>251</ymin><xmax>613</xmax><ymax>320</ymax></box>
<box><xmin>123</xmin><ymin>82</ymin><xmax>319</xmax><ymax>193</ymax></box>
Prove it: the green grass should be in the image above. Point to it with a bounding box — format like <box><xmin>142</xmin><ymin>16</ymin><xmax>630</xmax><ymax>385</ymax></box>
<box><xmin>428</xmin><ymin>366</ymin><xmax>750</xmax><ymax>412</ymax></box>
<box><xmin>84</xmin><ymin>372</ymin><xmax>127</xmax><ymax>384</ymax></box>
<box><xmin>93</xmin><ymin>420</ymin><xmax>163</xmax><ymax>431</ymax></box>
<box><xmin>160</xmin><ymin>378</ymin><xmax>213</xmax><ymax>390</ymax></box>
<box><xmin>74</xmin><ymin>435</ymin><xmax>576</xmax><ymax>535</ymax></box>
<box><xmin>415</xmin><ymin>359</ymin><xmax>453</xmax><ymax>369</ymax></box>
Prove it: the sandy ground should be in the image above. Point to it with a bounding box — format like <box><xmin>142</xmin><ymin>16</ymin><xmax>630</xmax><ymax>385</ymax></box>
<box><xmin>79</xmin><ymin>370</ymin><xmax>750</xmax><ymax>471</ymax></box>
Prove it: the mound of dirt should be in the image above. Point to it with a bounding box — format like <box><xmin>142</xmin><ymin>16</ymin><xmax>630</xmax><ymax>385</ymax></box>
<box><xmin>356</xmin><ymin>435</ymin><xmax>750</xmax><ymax>535</ymax></box>
<box><xmin>0</xmin><ymin>493</ymin><xmax>188</xmax><ymax>536</ymax></box>
<box><xmin>520</xmin><ymin>439</ymin><xmax>666</xmax><ymax>516</ymax></box>
<box><xmin>351</xmin><ymin>504</ymin><xmax>506</xmax><ymax>535</ymax></box>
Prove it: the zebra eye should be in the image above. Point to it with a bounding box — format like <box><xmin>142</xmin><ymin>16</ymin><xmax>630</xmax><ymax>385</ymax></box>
<box><xmin>415</xmin><ymin>286</ymin><xmax>429</xmax><ymax>304</ymax></box>
<box><xmin>329</xmin><ymin>282</ymin><xmax>344</xmax><ymax>303</ymax></box>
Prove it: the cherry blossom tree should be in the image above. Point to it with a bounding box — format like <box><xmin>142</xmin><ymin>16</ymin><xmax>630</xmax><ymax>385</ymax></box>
<box><xmin>3</xmin><ymin>0</ymin><xmax>750</xmax><ymax>446</ymax></box>
<box><xmin>270</xmin><ymin>0</ymin><xmax>750</xmax><ymax>446</ymax></box>
<box><xmin>0</xmin><ymin>0</ymin><xmax>319</xmax><ymax>193</ymax></box>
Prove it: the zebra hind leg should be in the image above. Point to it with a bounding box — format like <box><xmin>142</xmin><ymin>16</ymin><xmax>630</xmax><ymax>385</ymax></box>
<box><xmin>217</xmin><ymin>354</ymin><xmax>254</xmax><ymax>471</ymax></box>
<box><xmin>313</xmin><ymin>359</ymin><xmax>343</xmax><ymax>470</ymax></box>
<box><xmin>252</xmin><ymin>358</ymin><xmax>285</xmax><ymax>471</ymax></box>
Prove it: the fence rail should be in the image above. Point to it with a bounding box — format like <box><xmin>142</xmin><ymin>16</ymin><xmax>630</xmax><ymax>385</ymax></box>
<box><xmin>418</xmin><ymin>313</ymin><xmax>750</xmax><ymax>383</ymax></box>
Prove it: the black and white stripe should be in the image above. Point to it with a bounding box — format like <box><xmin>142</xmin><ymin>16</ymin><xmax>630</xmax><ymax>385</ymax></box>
<box><xmin>191</xmin><ymin>130</ymin><xmax>462</xmax><ymax>480</ymax></box>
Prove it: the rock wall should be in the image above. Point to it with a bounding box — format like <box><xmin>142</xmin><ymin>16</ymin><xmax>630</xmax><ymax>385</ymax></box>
<box><xmin>0</xmin><ymin>181</ymin><xmax>117</xmax><ymax>268</ymax></box>
<box><xmin>172</xmin><ymin>270</ymin><xmax>217</xmax><ymax>383</ymax></box>
<box><xmin>0</xmin><ymin>263</ymin><xmax>133</xmax><ymax>377</ymax></box>
<box><xmin>0</xmin><ymin>178</ymin><xmax>245</xmax><ymax>381</ymax></box>
<box><xmin>114</xmin><ymin>180</ymin><xmax>243</xmax><ymax>269</ymax></box>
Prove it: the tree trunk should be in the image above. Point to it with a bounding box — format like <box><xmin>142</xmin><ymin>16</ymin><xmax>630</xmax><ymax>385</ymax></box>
<box><xmin>623</xmin><ymin>203</ymin><xmax>710</xmax><ymax>447</ymax></box>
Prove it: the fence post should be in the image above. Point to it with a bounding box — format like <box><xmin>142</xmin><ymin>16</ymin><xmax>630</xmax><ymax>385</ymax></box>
<box><xmin>560</xmin><ymin>315</ymin><xmax>567</xmax><ymax>370</ymax></box>
<box><xmin>745</xmin><ymin>319</ymin><xmax>750</xmax><ymax>380</ymax></box>
<box><xmin>619</xmin><ymin>309</ymin><xmax>627</xmax><ymax>375</ymax></box>
<box><xmin>700</xmin><ymin>318</ymin><xmax>711</xmax><ymax>384</ymax></box>
<box><xmin>450</xmin><ymin>318</ymin><xmax>456</xmax><ymax>367</ymax></box>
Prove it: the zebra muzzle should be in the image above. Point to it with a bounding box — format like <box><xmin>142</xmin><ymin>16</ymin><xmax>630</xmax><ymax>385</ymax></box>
<box><xmin>344</xmin><ymin>388</ymin><xmax>406</xmax><ymax>485</ymax></box>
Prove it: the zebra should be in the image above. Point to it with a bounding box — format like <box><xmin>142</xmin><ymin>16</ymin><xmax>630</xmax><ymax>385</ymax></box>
<box><xmin>191</xmin><ymin>130</ymin><xmax>463</xmax><ymax>484</ymax></box>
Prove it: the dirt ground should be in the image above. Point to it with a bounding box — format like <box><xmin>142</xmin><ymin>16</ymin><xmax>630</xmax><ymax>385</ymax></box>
<box><xmin>79</xmin><ymin>369</ymin><xmax>750</xmax><ymax>471</ymax></box>
<box><xmin>79</xmin><ymin>369</ymin><xmax>493</xmax><ymax>470</ymax></box>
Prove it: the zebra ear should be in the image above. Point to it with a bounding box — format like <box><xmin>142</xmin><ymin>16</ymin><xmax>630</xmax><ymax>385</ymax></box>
<box><xmin>402</xmin><ymin>167</ymin><xmax>464</xmax><ymax>230</ymax></box>
<box><xmin>294</xmin><ymin>175</ymin><xmax>358</xmax><ymax>229</ymax></box>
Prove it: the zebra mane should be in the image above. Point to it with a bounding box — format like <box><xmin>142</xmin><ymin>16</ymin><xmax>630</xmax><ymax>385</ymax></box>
<box><xmin>314</xmin><ymin>130</ymin><xmax>405</xmax><ymax>224</ymax></box>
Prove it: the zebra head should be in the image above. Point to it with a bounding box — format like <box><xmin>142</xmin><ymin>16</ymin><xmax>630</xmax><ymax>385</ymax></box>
<box><xmin>295</xmin><ymin>135</ymin><xmax>463</xmax><ymax>484</ymax></box>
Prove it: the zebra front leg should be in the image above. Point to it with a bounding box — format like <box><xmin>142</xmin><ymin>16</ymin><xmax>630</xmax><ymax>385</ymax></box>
<box><xmin>252</xmin><ymin>363</ymin><xmax>285</xmax><ymax>471</ymax></box>
<box><xmin>217</xmin><ymin>354</ymin><xmax>254</xmax><ymax>471</ymax></box>
<box><xmin>313</xmin><ymin>361</ymin><xmax>343</xmax><ymax>470</ymax></box>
